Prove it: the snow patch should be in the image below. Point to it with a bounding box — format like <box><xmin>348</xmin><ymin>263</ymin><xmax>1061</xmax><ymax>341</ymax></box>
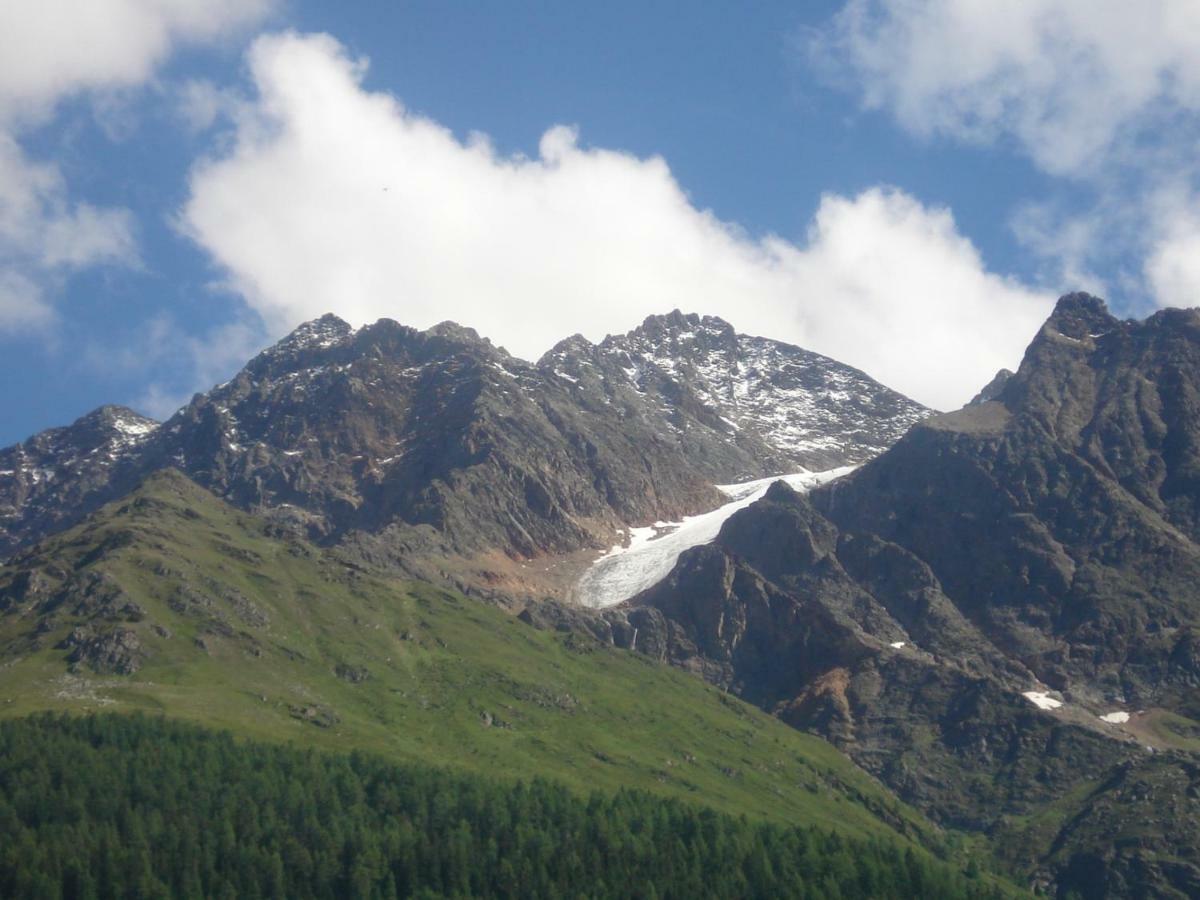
<box><xmin>1022</xmin><ymin>691</ymin><xmax>1063</xmax><ymax>710</ymax></box>
<box><xmin>574</xmin><ymin>467</ymin><xmax>855</xmax><ymax>609</ymax></box>
<box><xmin>112</xmin><ymin>418</ymin><xmax>157</xmax><ymax>437</ymax></box>
<box><xmin>889</xmin><ymin>641</ymin><xmax>906</xmax><ymax>649</ymax></box>
<box><xmin>1099</xmin><ymin>711</ymin><xmax>1130</xmax><ymax>724</ymax></box>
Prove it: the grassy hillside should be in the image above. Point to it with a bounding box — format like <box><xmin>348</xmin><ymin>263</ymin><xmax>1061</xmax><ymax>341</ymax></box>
<box><xmin>0</xmin><ymin>470</ymin><xmax>936</xmax><ymax>850</ymax></box>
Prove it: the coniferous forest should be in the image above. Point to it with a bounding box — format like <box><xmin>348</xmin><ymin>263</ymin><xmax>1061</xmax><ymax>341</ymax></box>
<box><xmin>0</xmin><ymin>714</ymin><xmax>1006</xmax><ymax>899</ymax></box>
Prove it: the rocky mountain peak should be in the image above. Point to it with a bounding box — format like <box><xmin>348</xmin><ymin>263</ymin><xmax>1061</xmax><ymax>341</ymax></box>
<box><xmin>276</xmin><ymin>313</ymin><xmax>354</xmax><ymax>353</ymax></box>
<box><xmin>539</xmin><ymin>333</ymin><xmax>594</xmax><ymax>363</ymax></box>
<box><xmin>622</xmin><ymin>310</ymin><xmax>738</xmax><ymax>351</ymax></box>
<box><xmin>639</xmin><ymin>308</ymin><xmax>695</xmax><ymax>330</ymax></box>
<box><xmin>347</xmin><ymin>318</ymin><xmax>422</xmax><ymax>358</ymax></box>
<box><xmin>586</xmin><ymin>311</ymin><xmax>928</xmax><ymax>469</ymax></box>
<box><xmin>75</xmin><ymin>405</ymin><xmax>158</xmax><ymax>439</ymax></box>
<box><xmin>14</xmin><ymin>405</ymin><xmax>158</xmax><ymax>459</ymax></box>
<box><xmin>0</xmin><ymin>404</ymin><xmax>159</xmax><ymax>558</ymax></box>
<box><xmin>424</xmin><ymin>320</ymin><xmax>489</xmax><ymax>347</ymax></box>
<box><xmin>1043</xmin><ymin>291</ymin><xmax>1117</xmax><ymax>340</ymax></box>
<box><xmin>346</xmin><ymin>318</ymin><xmax>503</xmax><ymax>367</ymax></box>
<box><xmin>245</xmin><ymin>313</ymin><xmax>356</xmax><ymax>379</ymax></box>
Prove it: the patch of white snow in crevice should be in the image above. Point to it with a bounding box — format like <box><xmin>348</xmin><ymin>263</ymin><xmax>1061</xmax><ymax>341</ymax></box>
<box><xmin>112</xmin><ymin>418</ymin><xmax>157</xmax><ymax>438</ymax></box>
<box><xmin>1022</xmin><ymin>691</ymin><xmax>1063</xmax><ymax>710</ymax></box>
<box><xmin>1099</xmin><ymin>711</ymin><xmax>1130</xmax><ymax>724</ymax></box>
<box><xmin>889</xmin><ymin>641</ymin><xmax>906</xmax><ymax>649</ymax></box>
<box><xmin>573</xmin><ymin>466</ymin><xmax>855</xmax><ymax>609</ymax></box>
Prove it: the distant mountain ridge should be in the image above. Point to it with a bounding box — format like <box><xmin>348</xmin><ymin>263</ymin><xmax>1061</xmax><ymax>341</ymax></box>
<box><xmin>0</xmin><ymin>311</ymin><xmax>926</xmax><ymax>600</ymax></box>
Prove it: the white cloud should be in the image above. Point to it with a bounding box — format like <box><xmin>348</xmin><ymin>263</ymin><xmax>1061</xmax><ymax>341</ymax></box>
<box><xmin>774</xmin><ymin>189</ymin><xmax>1052</xmax><ymax>406</ymax></box>
<box><xmin>811</xmin><ymin>0</ymin><xmax>1200</xmax><ymax>177</ymax></box>
<box><xmin>0</xmin><ymin>0</ymin><xmax>275</xmax><ymax>125</ymax></box>
<box><xmin>0</xmin><ymin>0</ymin><xmax>274</xmax><ymax>336</ymax></box>
<box><xmin>182</xmin><ymin>31</ymin><xmax>1053</xmax><ymax>411</ymax></box>
<box><xmin>1145</xmin><ymin>196</ymin><xmax>1200</xmax><ymax>310</ymax></box>
<box><xmin>810</xmin><ymin>1</ymin><xmax>1200</xmax><ymax>314</ymax></box>
<box><xmin>0</xmin><ymin>135</ymin><xmax>138</xmax><ymax>330</ymax></box>
<box><xmin>0</xmin><ymin>271</ymin><xmax>54</xmax><ymax>333</ymax></box>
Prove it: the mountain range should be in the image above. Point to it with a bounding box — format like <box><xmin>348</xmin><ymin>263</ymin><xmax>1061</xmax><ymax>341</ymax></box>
<box><xmin>0</xmin><ymin>311</ymin><xmax>925</xmax><ymax>602</ymax></box>
<box><xmin>3</xmin><ymin>294</ymin><xmax>1199</xmax><ymax>896</ymax></box>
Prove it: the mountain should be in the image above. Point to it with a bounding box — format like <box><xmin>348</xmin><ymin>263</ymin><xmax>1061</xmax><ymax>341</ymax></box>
<box><xmin>0</xmin><ymin>468</ymin><xmax>953</xmax><ymax>851</ymax></box>
<box><xmin>809</xmin><ymin>293</ymin><xmax>1200</xmax><ymax>704</ymax></box>
<box><xmin>590</xmin><ymin>294</ymin><xmax>1200</xmax><ymax>895</ymax></box>
<box><xmin>0</xmin><ymin>312</ymin><xmax>926</xmax><ymax>603</ymax></box>
<box><xmin>9</xmin><ymin>292</ymin><xmax>1198</xmax><ymax>893</ymax></box>
<box><xmin>0</xmin><ymin>405</ymin><xmax>157</xmax><ymax>557</ymax></box>
<box><xmin>547</xmin><ymin>310</ymin><xmax>927</xmax><ymax>471</ymax></box>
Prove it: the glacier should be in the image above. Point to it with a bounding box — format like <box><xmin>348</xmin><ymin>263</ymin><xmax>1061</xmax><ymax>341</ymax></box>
<box><xmin>573</xmin><ymin>466</ymin><xmax>855</xmax><ymax>609</ymax></box>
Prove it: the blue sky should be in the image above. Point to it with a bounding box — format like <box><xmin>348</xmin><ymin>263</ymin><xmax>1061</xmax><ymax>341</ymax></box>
<box><xmin>2</xmin><ymin>1</ymin><xmax>1198</xmax><ymax>445</ymax></box>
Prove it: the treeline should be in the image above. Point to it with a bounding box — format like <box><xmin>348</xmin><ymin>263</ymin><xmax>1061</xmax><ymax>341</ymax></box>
<box><xmin>0</xmin><ymin>714</ymin><xmax>1005</xmax><ymax>899</ymax></box>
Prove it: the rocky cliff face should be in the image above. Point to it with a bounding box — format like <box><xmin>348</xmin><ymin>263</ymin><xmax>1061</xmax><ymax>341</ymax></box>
<box><xmin>811</xmin><ymin>293</ymin><xmax>1200</xmax><ymax>704</ymax></box>
<box><xmin>0</xmin><ymin>313</ymin><xmax>927</xmax><ymax>588</ymax></box>
<box><xmin>622</xmin><ymin>480</ymin><xmax>1138</xmax><ymax>827</ymax></box>
<box><xmin>595</xmin><ymin>294</ymin><xmax>1200</xmax><ymax>894</ymax></box>
<box><xmin>625</xmin><ymin>295</ymin><xmax>1200</xmax><ymax>716</ymax></box>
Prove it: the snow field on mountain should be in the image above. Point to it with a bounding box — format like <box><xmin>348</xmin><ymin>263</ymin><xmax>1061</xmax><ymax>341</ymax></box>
<box><xmin>1022</xmin><ymin>691</ymin><xmax>1063</xmax><ymax>710</ymax></box>
<box><xmin>574</xmin><ymin>467</ymin><xmax>855</xmax><ymax>608</ymax></box>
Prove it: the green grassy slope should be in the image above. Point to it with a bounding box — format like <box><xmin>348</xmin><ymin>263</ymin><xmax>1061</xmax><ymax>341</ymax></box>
<box><xmin>0</xmin><ymin>470</ymin><xmax>934</xmax><ymax>850</ymax></box>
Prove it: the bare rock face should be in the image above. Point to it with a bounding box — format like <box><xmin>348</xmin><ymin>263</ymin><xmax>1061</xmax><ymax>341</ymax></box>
<box><xmin>635</xmin><ymin>294</ymin><xmax>1200</xmax><ymax>715</ymax></box>
<box><xmin>810</xmin><ymin>294</ymin><xmax>1200</xmax><ymax>701</ymax></box>
<box><xmin>622</xmin><ymin>294</ymin><xmax>1200</xmax><ymax>895</ymax></box>
<box><xmin>60</xmin><ymin>625</ymin><xmax>144</xmax><ymax>675</ymax></box>
<box><xmin>0</xmin><ymin>312</ymin><xmax>927</xmax><ymax>582</ymax></box>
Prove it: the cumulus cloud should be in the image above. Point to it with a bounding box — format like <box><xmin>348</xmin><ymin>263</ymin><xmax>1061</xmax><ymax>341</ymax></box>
<box><xmin>811</xmin><ymin>0</ymin><xmax>1200</xmax><ymax>176</ymax></box>
<box><xmin>810</xmin><ymin>0</ymin><xmax>1200</xmax><ymax>311</ymax></box>
<box><xmin>1145</xmin><ymin>194</ymin><xmax>1200</xmax><ymax>310</ymax></box>
<box><xmin>0</xmin><ymin>0</ymin><xmax>274</xmax><ymax>333</ymax></box>
<box><xmin>0</xmin><ymin>0</ymin><xmax>275</xmax><ymax>125</ymax></box>
<box><xmin>181</xmin><ymin>31</ymin><xmax>1052</xmax><ymax>411</ymax></box>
